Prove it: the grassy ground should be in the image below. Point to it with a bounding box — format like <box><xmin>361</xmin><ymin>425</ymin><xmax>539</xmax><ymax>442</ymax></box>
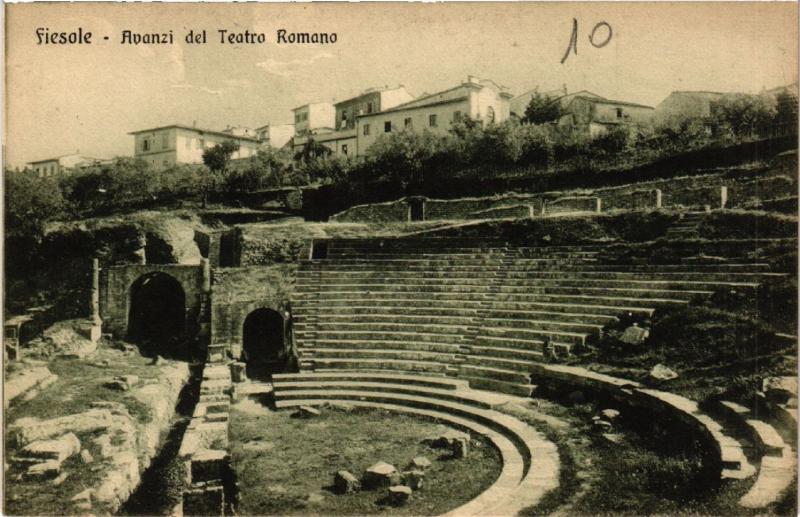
<box><xmin>3</xmin><ymin>340</ymin><xmax>190</xmax><ymax>516</ymax></box>
<box><xmin>505</xmin><ymin>394</ymin><xmax>796</xmax><ymax>516</ymax></box>
<box><xmin>229</xmin><ymin>402</ymin><xmax>502</xmax><ymax>516</ymax></box>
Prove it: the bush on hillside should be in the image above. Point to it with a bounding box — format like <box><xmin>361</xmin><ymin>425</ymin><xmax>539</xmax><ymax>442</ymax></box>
<box><xmin>697</xmin><ymin>210</ymin><xmax>798</xmax><ymax>239</ymax></box>
<box><xmin>647</xmin><ymin>306</ymin><xmax>785</xmax><ymax>367</ymax></box>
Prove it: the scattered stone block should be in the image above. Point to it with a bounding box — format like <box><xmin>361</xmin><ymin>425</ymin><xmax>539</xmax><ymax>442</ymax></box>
<box><xmin>620</xmin><ymin>325</ymin><xmax>649</xmax><ymax>345</ymax></box>
<box><xmin>80</xmin><ymin>449</ymin><xmax>94</xmax><ymax>464</ymax></box>
<box><xmin>387</xmin><ymin>485</ymin><xmax>412</xmax><ymax>506</ymax></box>
<box><xmin>592</xmin><ymin>418</ymin><xmax>613</xmax><ymax>431</ymax></box>
<box><xmin>292</xmin><ymin>406</ymin><xmax>321</xmax><ymax>419</ymax></box>
<box><xmin>105</xmin><ymin>380</ymin><xmax>129</xmax><ymax>392</ymax></box>
<box><xmin>409</xmin><ymin>456</ymin><xmax>432</xmax><ymax>470</ymax></box>
<box><xmin>601</xmin><ymin>433</ymin><xmax>624</xmax><ymax>445</ymax></box>
<box><xmin>401</xmin><ymin>470</ymin><xmax>425</xmax><ymax>490</ymax></box>
<box><xmin>600</xmin><ymin>409</ymin><xmax>621</xmax><ymax>422</ymax></box>
<box><xmin>334</xmin><ymin>470</ymin><xmax>361</xmax><ymax>494</ymax></box>
<box><xmin>25</xmin><ymin>460</ymin><xmax>60</xmax><ymax>480</ymax></box>
<box><xmin>307</xmin><ymin>492</ymin><xmax>325</xmax><ymax>504</ymax></box>
<box><xmin>363</xmin><ymin>461</ymin><xmax>400</xmax><ymax>489</ymax></box>
<box><xmin>52</xmin><ymin>472</ymin><xmax>69</xmax><ymax>485</ymax></box>
<box><xmin>451</xmin><ymin>436</ymin><xmax>469</xmax><ymax>458</ymax></box>
<box><xmin>649</xmin><ymin>364</ymin><xmax>678</xmax><ymax>382</ymax></box>
<box><xmin>22</xmin><ymin>433</ymin><xmax>81</xmax><ymax>463</ymax></box>
<box><xmin>71</xmin><ymin>488</ymin><xmax>93</xmax><ymax>502</ymax></box>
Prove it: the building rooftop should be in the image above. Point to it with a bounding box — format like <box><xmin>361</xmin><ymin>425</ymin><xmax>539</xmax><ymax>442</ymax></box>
<box><xmin>128</xmin><ymin>124</ymin><xmax>261</xmax><ymax>142</ymax></box>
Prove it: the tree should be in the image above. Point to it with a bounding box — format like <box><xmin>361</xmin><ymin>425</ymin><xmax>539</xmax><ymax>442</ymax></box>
<box><xmin>714</xmin><ymin>93</ymin><xmax>777</xmax><ymax>138</ymax></box>
<box><xmin>6</xmin><ymin>171</ymin><xmax>65</xmax><ymax>238</ymax></box>
<box><xmin>201</xmin><ymin>140</ymin><xmax>240</xmax><ymax>206</ymax></box>
<box><xmin>202</xmin><ymin>140</ymin><xmax>240</xmax><ymax>173</ymax></box>
<box><xmin>294</xmin><ymin>137</ymin><xmax>332</xmax><ymax>163</ymax></box>
<box><xmin>523</xmin><ymin>90</ymin><xmax>563</xmax><ymax>124</ymax></box>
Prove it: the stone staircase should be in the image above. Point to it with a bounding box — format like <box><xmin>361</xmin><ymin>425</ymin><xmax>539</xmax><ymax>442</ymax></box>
<box><xmin>711</xmin><ymin>399</ymin><xmax>797</xmax><ymax>508</ymax></box>
<box><xmin>271</xmin><ymin>372</ymin><xmax>559</xmax><ymax>516</ymax></box>
<box><xmin>665</xmin><ymin>211</ymin><xmax>707</xmax><ymax>238</ymax></box>
<box><xmin>292</xmin><ymin>238</ymin><xmax>783</xmax><ymax>396</ymax></box>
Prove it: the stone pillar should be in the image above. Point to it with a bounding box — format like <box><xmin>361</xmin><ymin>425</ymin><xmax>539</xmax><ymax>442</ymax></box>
<box><xmin>91</xmin><ymin>258</ymin><xmax>102</xmax><ymax>325</ymax></box>
<box><xmin>595</xmin><ymin>198</ymin><xmax>602</xmax><ymax>213</ymax></box>
<box><xmin>654</xmin><ymin>189</ymin><xmax>663</xmax><ymax>209</ymax></box>
<box><xmin>134</xmin><ymin>235</ymin><xmax>147</xmax><ymax>264</ymax></box>
<box><xmin>720</xmin><ymin>186</ymin><xmax>728</xmax><ymax>209</ymax></box>
<box><xmin>201</xmin><ymin>258</ymin><xmax>211</xmax><ymax>294</ymax></box>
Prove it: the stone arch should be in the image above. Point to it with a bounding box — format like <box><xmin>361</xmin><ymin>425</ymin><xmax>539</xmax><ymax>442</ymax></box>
<box><xmin>128</xmin><ymin>272</ymin><xmax>187</xmax><ymax>357</ymax></box>
<box><xmin>242</xmin><ymin>308</ymin><xmax>286</xmax><ymax>377</ymax></box>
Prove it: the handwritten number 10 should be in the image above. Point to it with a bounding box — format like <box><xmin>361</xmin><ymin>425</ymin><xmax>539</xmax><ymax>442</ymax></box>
<box><xmin>561</xmin><ymin>18</ymin><xmax>613</xmax><ymax>64</ymax></box>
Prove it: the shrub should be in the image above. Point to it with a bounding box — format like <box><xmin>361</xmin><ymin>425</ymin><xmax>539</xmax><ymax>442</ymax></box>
<box><xmin>648</xmin><ymin>306</ymin><xmax>784</xmax><ymax>367</ymax></box>
<box><xmin>5</xmin><ymin>171</ymin><xmax>65</xmax><ymax>238</ymax></box>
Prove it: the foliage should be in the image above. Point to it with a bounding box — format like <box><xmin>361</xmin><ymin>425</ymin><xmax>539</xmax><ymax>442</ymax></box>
<box><xmin>522</xmin><ymin>90</ymin><xmax>563</xmax><ymax>124</ymax></box>
<box><xmin>714</xmin><ymin>93</ymin><xmax>777</xmax><ymax>138</ymax></box>
<box><xmin>202</xmin><ymin>140</ymin><xmax>240</xmax><ymax>172</ymax></box>
<box><xmin>5</xmin><ymin>171</ymin><xmax>65</xmax><ymax>238</ymax></box>
<box><xmin>225</xmin><ymin>147</ymin><xmax>297</xmax><ymax>192</ymax></box>
<box><xmin>647</xmin><ymin>306</ymin><xmax>784</xmax><ymax>367</ymax></box>
<box><xmin>293</xmin><ymin>137</ymin><xmax>332</xmax><ymax>163</ymax></box>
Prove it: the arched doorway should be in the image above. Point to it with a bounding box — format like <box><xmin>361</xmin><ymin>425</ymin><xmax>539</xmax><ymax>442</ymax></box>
<box><xmin>242</xmin><ymin>308</ymin><xmax>285</xmax><ymax>378</ymax></box>
<box><xmin>128</xmin><ymin>272</ymin><xmax>187</xmax><ymax>358</ymax></box>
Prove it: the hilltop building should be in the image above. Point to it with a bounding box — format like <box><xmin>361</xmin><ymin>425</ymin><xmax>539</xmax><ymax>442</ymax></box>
<box><xmin>129</xmin><ymin>124</ymin><xmax>261</xmax><ymax>170</ymax></box>
<box><xmin>653</xmin><ymin>91</ymin><xmax>726</xmax><ymax>127</ymax></box>
<box><xmin>293</xmin><ymin>86</ymin><xmax>414</xmax><ymax>158</ymax></box>
<box><xmin>355</xmin><ymin>76</ymin><xmax>513</xmax><ymax>156</ymax></box>
<box><xmin>556</xmin><ymin>93</ymin><xmax>654</xmax><ymax>138</ymax></box>
<box><xmin>255</xmin><ymin>124</ymin><xmax>295</xmax><ymax>150</ymax></box>
<box><xmin>26</xmin><ymin>153</ymin><xmax>104</xmax><ymax>178</ymax></box>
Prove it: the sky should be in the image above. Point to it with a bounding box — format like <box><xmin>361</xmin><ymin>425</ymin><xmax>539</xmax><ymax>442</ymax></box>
<box><xmin>4</xmin><ymin>2</ymin><xmax>798</xmax><ymax>168</ymax></box>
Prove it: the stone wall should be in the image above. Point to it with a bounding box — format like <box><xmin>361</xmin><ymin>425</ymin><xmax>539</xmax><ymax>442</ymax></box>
<box><xmin>426</xmin><ymin>195</ymin><xmax>545</xmax><ymax>219</ymax></box>
<box><xmin>470</xmin><ymin>204</ymin><xmax>535</xmax><ymax>220</ymax></box>
<box><xmin>210</xmin><ymin>265</ymin><xmax>295</xmax><ymax>361</ymax></box>
<box><xmin>329</xmin><ymin>198</ymin><xmax>410</xmax><ymax>223</ymax></box>
<box><xmin>100</xmin><ymin>264</ymin><xmax>206</xmax><ymax>343</ymax></box>
<box><xmin>544</xmin><ymin>196</ymin><xmax>602</xmax><ymax>215</ymax></box>
<box><xmin>601</xmin><ymin>189</ymin><xmax>662</xmax><ymax>211</ymax></box>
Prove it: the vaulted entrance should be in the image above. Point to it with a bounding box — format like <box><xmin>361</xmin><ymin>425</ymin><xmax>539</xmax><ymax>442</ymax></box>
<box><xmin>242</xmin><ymin>308</ymin><xmax>285</xmax><ymax>378</ymax></box>
<box><xmin>128</xmin><ymin>272</ymin><xmax>187</xmax><ymax>358</ymax></box>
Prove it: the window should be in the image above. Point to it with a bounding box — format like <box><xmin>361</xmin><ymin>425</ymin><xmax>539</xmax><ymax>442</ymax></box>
<box><xmin>363</xmin><ymin>124</ymin><xmax>370</xmax><ymax>136</ymax></box>
<box><xmin>341</xmin><ymin>144</ymin><xmax>348</xmax><ymax>155</ymax></box>
<box><xmin>486</xmin><ymin>106</ymin><xmax>495</xmax><ymax>124</ymax></box>
<box><xmin>161</xmin><ymin>133</ymin><xmax>169</xmax><ymax>149</ymax></box>
<box><xmin>302</xmin><ymin>113</ymin><xmax>308</xmax><ymax>121</ymax></box>
<box><xmin>142</xmin><ymin>139</ymin><xmax>150</xmax><ymax>152</ymax></box>
<box><xmin>429</xmin><ymin>114</ymin><xmax>437</xmax><ymax>127</ymax></box>
<box><xmin>384</xmin><ymin>121</ymin><xmax>392</xmax><ymax>133</ymax></box>
<box><xmin>404</xmin><ymin>117</ymin><xmax>413</xmax><ymax>129</ymax></box>
<box><xmin>341</xmin><ymin>111</ymin><xmax>348</xmax><ymax>121</ymax></box>
<box><xmin>295</xmin><ymin>113</ymin><xmax>301</xmax><ymax>123</ymax></box>
<box><xmin>453</xmin><ymin>110</ymin><xmax>462</xmax><ymax>122</ymax></box>
<box><xmin>616</xmin><ymin>108</ymin><xmax>623</xmax><ymax>119</ymax></box>
<box><xmin>367</xmin><ymin>102</ymin><xmax>374</xmax><ymax>114</ymax></box>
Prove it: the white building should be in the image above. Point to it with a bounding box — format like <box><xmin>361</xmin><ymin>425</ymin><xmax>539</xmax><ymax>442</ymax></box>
<box><xmin>129</xmin><ymin>124</ymin><xmax>262</xmax><ymax>170</ymax></box>
<box><xmin>26</xmin><ymin>153</ymin><xmax>103</xmax><ymax>178</ymax></box>
<box><xmin>355</xmin><ymin>76</ymin><xmax>513</xmax><ymax>156</ymax></box>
